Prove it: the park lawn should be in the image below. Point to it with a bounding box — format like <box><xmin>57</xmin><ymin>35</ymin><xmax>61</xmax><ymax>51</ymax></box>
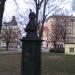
<box><xmin>41</xmin><ymin>53</ymin><xmax>75</xmax><ymax>75</ymax></box>
<box><xmin>0</xmin><ymin>52</ymin><xmax>75</xmax><ymax>75</ymax></box>
<box><xmin>0</xmin><ymin>48</ymin><xmax>6</xmax><ymax>51</ymax></box>
<box><xmin>0</xmin><ymin>53</ymin><xmax>21</xmax><ymax>75</ymax></box>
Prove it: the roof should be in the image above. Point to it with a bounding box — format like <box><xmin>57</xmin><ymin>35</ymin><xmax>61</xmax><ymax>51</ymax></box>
<box><xmin>3</xmin><ymin>16</ymin><xmax>17</xmax><ymax>26</ymax></box>
<box><xmin>46</xmin><ymin>15</ymin><xmax>75</xmax><ymax>22</ymax></box>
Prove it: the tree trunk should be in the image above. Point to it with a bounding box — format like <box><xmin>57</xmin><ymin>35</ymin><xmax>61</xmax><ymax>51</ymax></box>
<box><xmin>39</xmin><ymin>0</ymin><xmax>47</xmax><ymax>40</ymax></box>
<box><xmin>0</xmin><ymin>0</ymin><xmax>6</xmax><ymax>32</ymax></box>
<box><xmin>6</xmin><ymin>42</ymin><xmax>9</xmax><ymax>50</ymax></box>
<box><xmin>6</xmin><ymin>45</ymin><xmax>8</xmax><ymax>51</ymax></box>
<box><xmin>53</xmin><ymin>40</ymin><xmax>57</xmax><ymax>48</ymax></box>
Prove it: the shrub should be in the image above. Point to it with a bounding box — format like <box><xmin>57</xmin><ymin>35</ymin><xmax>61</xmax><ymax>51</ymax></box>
<box><xmin>49</xmin><ymin>48</ymin><xmax>64</xmax><ymax>53</ymax></box>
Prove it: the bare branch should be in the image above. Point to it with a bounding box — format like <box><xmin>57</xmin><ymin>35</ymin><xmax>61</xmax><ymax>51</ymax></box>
<box><xmin>39</xmin><ymin>0</ymin><xmax>43</xmax><ymax>6</ymax></box>
<box><xmin>45</xmin><ymin>0</ymin><xmax>68</xmax><ymax>18</ymax></box>
<box><xmin>34</xmin><ymin>0</ymin><xmax>37</xmax><ymax>5</ymax></box>
<box><xmin>45</xmin><ymin>0</ymin><xmax>49</xmax><ymax>5</ymax></box>
<box><xmin>39</xmin><ymin>0</ymin><xmax>48</xmax><ymax>39</ymax></box>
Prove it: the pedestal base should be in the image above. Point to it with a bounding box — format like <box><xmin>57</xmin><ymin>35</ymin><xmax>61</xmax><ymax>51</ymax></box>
<box><xmin>21</xmin><ymin>38</ymin><xmax>42</xmax><ymax>75</ymax></box>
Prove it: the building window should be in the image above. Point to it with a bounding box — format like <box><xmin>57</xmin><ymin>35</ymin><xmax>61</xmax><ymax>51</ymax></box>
<box><xmin>69</xmin><ymin>47</ymin><xmax>74</xmax><ymax>52</ymax></box>
<box><xmin>66</xmin><ymin>29</ymin><xmax>71</xmax><ymax>34</ymax></box>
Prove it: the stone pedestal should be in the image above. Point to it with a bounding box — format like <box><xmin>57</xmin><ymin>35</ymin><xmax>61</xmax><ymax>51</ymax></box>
<box><xmin>21</xmin><ymin>37</ymin><xmax>42</xmax><ymax>75</ymax></box>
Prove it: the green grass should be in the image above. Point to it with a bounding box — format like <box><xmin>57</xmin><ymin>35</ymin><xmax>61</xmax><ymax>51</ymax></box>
<box><xmin>0</xmin><ymin>53</ymin><xmax>21</xmax><ymax>75</ymax></box>
<box><xmin>0</xmin><ymin>48</ymin><xmax>6</xmax><ymax>51</ymax></box>
<box><xmin>41</xmin><ymin>53</ymin><xmax>75</xmax><ymax>75</ymax></box>
<box><xmin>0</xmin><ymin>52</ymin><xmax>75</xmax><ymax>75</ymax></box>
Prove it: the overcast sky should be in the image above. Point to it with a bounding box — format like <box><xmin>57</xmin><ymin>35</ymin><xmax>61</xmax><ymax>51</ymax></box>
<box><xmin>3</xmin><ymin>0</ymin><xmax>74</xmax><ymax>21</ymax></box>
<box><xmin>3</xmin><ymin>0</ymin><xmax>74</xmax><ymax>37</ymax></box>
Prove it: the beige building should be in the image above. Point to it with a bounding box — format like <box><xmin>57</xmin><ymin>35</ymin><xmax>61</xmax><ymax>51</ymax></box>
<box><xmin>42</xmin><ymin>15</ymin><xmax>75</xmax><ymax>53</ymax></box>
<box><xmin>65</xmin><ymin>44</ymin><xmax>75</xmax><ymax>55</ymax></box>
<box><xmin>43</xmin><ymin>15</ymin><xmax>65</xmax><ymax>49</ymax></box>
<box><xmin>42</xmin><ymin>17</ymin><xmax>55</xmax><ymax>49</ymax></box>
<box><xmin>64</xmin><ymin>16</ymin><xmax>75</xmax><ymax>55</ymax></box>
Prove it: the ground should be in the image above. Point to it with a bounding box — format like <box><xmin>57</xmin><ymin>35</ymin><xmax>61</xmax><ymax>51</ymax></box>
<box><xmin>42</xmin><ymin>53</ymin><xmax>75</xmax><ymax>75</ymax></box>
<box><xmin>0</xmin><ymin>52</ymin><xmax>75</xmax><ymax>75</ymax></box>
<box><xmin>0</xmin><ymin>53</ymin><xmax>21</xmax><ymax>75</ymax></box>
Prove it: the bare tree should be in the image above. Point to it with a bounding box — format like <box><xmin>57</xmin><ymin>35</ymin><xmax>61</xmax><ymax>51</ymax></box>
<box><xmin>0</xmin><ymin>0</ymin><xmax>6</xmax><ymax>32</ymax></box>
<box><xmin>1</xmin><ymin>24</ymin><xmax>12</xmax><ymax>50</ymax></box>
<box><xmin>51</xmin><ymin>15</ymin><xmax>67</xmax><ymax>48</ymax></box>
<box><xmin>13</xmin><ymin>0</ymin><xmax>68</xmax><ymax>39</ymax></box>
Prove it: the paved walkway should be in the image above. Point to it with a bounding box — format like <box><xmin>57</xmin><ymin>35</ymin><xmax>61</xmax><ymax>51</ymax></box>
<box><xmin>0</xmin><ymin>47</ymin><xmax>50</xmax><ymax>54</ymax></box>
<box><xmin>0</xmin><ymin>50</ymin><xmax>22</xmax><ymax>54</ymax></box>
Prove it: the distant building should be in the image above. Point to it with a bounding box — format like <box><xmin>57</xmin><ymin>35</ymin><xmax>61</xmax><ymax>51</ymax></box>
<box><xmin>64</xmin><ymin>15</ymin><xmax>75</xmax><ymax>55</ymax></box>
<box><xmin>0</xmin><ymin>16</ymin><xmax>21</xmax><ymax>49</ymax></box>
<box><xmin>42</xmin><ymin>15</ymin><xmax>75</xmax><ymax>50</ymax></box>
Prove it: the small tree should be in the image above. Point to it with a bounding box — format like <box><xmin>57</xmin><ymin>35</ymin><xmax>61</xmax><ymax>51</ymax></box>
<box><xmin>51</xmin><ymin>15</ymin><xmax>67</xmax><ymax>48</ymax></box>
<box><xmin>1</xmin><ymin>25</ymin><xmax>12</xmax><ymax>50</ymax></box>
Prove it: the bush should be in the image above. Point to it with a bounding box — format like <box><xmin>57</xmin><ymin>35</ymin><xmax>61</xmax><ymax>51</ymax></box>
<box><xmin>49</xmin><ymin>48</ymin><xmax>64</xmax><ymax>53</ymax></box>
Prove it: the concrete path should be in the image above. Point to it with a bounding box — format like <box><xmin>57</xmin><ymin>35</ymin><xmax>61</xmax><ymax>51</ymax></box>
<box><xmin>0</xmin><ymin>50</ymin><xmax>22</xmax><ymax>54</ymax></box>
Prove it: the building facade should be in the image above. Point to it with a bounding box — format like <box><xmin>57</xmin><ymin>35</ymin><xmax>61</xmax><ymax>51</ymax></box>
<box><xmin>0</xmin><ymin>16</ymin><xmax>21</xmax><ymax>48</ymax></box>
<box><xmin>42</xmin><ymin>15</ymin><xmax>75</xmax><ymax>49</ymax></box>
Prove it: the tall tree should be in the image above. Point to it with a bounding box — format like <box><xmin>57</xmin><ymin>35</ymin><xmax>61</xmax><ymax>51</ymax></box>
<box><xmin>1</xmin><ymin>24</ymin><xmax>12</xmax><ymax>50</ymax></box>
<box><xmin>51</xmin><ymin>15</ymin><xmax>67</xmax><ymax>48</ymax></box>
<box><xmin>0</xmin><ymin>0</ymin><xmax>6</xmax><ymax>32</ymax></box>
<box><xmin>13</xmin><ymin>0</ymin><xmax>68</xmax><ymax>39</ymax></box>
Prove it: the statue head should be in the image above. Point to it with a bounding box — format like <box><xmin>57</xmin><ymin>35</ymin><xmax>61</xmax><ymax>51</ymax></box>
<box><xmin>29</xmin><ymin>9</ymin><xmax>36</xmax><ymax>21</ymax></box>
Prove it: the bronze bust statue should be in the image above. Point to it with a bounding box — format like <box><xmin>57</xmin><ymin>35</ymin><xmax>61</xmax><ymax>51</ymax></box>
<box><xmin>25</xmin><ymin>10</ymin><xmax>38</xmax><ymax>39</ymax></box>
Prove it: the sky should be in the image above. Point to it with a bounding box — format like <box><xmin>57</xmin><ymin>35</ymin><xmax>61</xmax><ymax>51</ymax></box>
<box><xmin>3</xmin><ymin>0</ymin><xmax>75</xmax><ymax>37</ymax></box>
<box><xmin>72</xmin><ymin>0</ymin><xmax>75</xmax><ymax>11</ymax></box>
<box><xmin>3</xmin><ymin>0</ymin><xmax>74</xmax><ymax>22</ymax></box>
